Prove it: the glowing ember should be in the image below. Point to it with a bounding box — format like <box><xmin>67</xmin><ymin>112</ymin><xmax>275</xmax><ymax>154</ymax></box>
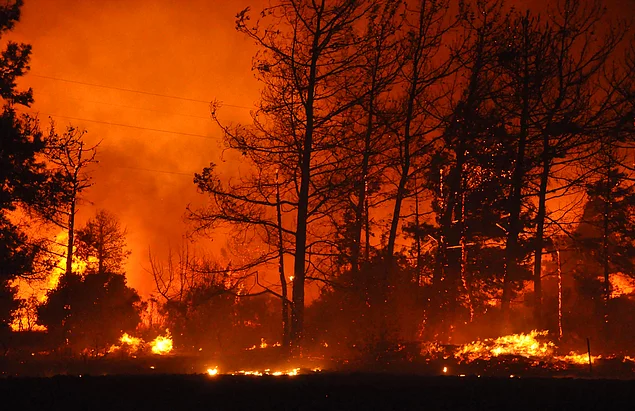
<box><xmin>150</xmin><ymin>330</ymin><xmax>173</xmax><ymax>355</ymax></box>
<box><xmin>231</xmin><ymin>368</ymin><xmax>301</xmax><ymax>377</ymax></box>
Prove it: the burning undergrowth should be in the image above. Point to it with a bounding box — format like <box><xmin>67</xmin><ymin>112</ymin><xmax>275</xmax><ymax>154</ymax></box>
<box><xmin>107</xmin><ymin>330</ymin><xmax>173</xmax><ymax>356</ymax></box>
<box><xmin>414</xmin><ymin>330</ymin><xmax>635</xmax><ymax>378</ymax></box>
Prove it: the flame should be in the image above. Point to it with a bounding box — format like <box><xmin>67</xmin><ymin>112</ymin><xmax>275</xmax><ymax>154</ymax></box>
<box><xmin>454</xmin><ymin>330</ymin><xmax>555</xmax><ymax>362</ymax></box>
<box><xmin>442</xmin><ymin>330</ymin><xmax>607</xmax><ymax>368</ymax></box>
<box><xmin>206</xmin><ymin>367</ymin><xmax>219</xmax><ymax>376</ymax></box>
<box><xmin>611</xmin><ymin>273</ymin><xmax>635</xmax><ymax>298</ymax></box>
<box><xmin>120</xmin><ymin>333</ymin><xmax>143</xmax><ymax>351</ymax></box>
<box><xmin>150</xmin><ymin>330</ymin><xmax>173</xmax><ymax>355</ymax></box>
<box><xmin>231</xmin><ymin>368</ymin><xmax>301</xmax><ymax>376</ymax></box>
<box><xmin>554</xmin><ymin>352</ymin><xmax>599</xmax><ymax>364</ymax></box>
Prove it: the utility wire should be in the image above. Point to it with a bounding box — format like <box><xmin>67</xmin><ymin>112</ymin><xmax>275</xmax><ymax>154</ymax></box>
<box><xmin>29</xmin><ymin>73</ymin><xmax>254</xmax><ymax>110</ymax></box>
<box><xmin>43</xmin><ymin>94</ymin><xmax>212</xmax><ymax>120</ymax></box>
<box><xmin>109</xmin><ymin>164</ymin><xmax>195</xmax><ymax>177</ymax></box>
<box><xmin>17</xmin><ymin>109</ymin><xmax>216</xmax><ymax>140</ymax></box>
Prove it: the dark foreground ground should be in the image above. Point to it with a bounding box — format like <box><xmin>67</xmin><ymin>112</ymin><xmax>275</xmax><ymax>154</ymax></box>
<box><xmin>1</xmin><ymin>374</ymin><xmax>635</xmax><ymax>411</ymax></box>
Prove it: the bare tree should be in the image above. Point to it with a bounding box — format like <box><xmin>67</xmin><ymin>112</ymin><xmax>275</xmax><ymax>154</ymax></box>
<box><xmin>44</xmin><ymin>123</ymin><xmax>98</xmax><ymax>276</ymax></box>
<box><xmin>192</xmin><ymin>0</ymin><xmax>374</xmax><ymax>349</ymax></box>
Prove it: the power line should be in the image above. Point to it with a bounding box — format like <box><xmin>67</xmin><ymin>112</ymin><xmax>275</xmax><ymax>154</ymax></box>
<box><xmin>43</xmin><ymin>94</ymin><xmax>212</xmax><ymax>120</ymax></box>
<box><xmin>110</xmin><ymin>164</ymin><xmax>195</xmax><ymax>177</ymax></box>
<box><xmin>18</xmin><ymin>109</ymin><xmax>216</xmax><ymax>140</ymax></box>
<box><xmin>29</xmin><ymin>73</ymin><xmax>254</xmax><ymax>110</ymax></box>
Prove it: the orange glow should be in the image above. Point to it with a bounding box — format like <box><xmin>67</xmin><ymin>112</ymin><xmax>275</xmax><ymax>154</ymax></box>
<box><xmin>11</xmin><ymin>0</ymin><xmax>261</xmax><ymax>300</ymax></box>
<box><xmin>206</xmin><ymin>367</ymin><xmax>219</xmax><ymax>376</ymax></box>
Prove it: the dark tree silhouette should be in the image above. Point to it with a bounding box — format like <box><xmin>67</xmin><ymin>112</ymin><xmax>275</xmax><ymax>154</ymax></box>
<box><xmin>37</xmin><ymin>270</ymin><xmax>142</xmax><ymax>354</ymax></box>
<box><xmin>193</xmin><ymin>0</ymin><xmax>375</xmax><ymax>349</ymax></box>
<box><xmin>75</xmin><ymin>210</ymin><xmax>130</xmax><ymax>276</ymax></box>
<box><xmin>44</xmin><ymin>123</ymin><xmax>98</xmax><ymax>277</ymax></box>
<box><xmin>0</xmin><ymin>0</ymin><xmax>53</xmax><ymax>336</ymax></box>
<box><xmin>38</xmin><ymin>211</ymin><xmax>140</xmax><ymax>353</ymax></box>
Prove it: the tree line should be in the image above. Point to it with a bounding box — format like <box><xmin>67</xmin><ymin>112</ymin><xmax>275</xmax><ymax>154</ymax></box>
<box><xmin>189</xmin><ymin>0</ymin><xmax>635</xmax><ymax>353</ymax></box>
<box><xmin>2</xmin><ymin>0</ymin><xmax>635</xmax><ymax>360</ymax></box>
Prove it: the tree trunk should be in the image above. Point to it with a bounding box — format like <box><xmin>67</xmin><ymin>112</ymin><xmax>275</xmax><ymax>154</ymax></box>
<box><xmin>351</xmin><ymin>73</ymin><xmax>376</xmax><ymax>278</ymax></box>
<box><xmin>275</xmin><ymin>170</ymin><xmax>290</xmax><ymax>349</ymax></box>
<box><xmin>532</xmin><ymin>133</ymin><xmax>550</xmax><ymax>328</ymax></box>
<box><xmin>602</xmin><ymin>159</ymin><xmax>611</xmax><ymax>334</ymax></box>
<box><xmin>290</xmin><ymin>26</ymin><xmax>320</xmax><ymax>349</ymax></box>
<box><xmin>501</xmin><ymin>17</ymin><xmax>531</xmax><ymax>318</ymax></box>
<box><xmin>65</xmin><ymin>195</ymin><xmax>76</xmax><ymax>276</ymax></box>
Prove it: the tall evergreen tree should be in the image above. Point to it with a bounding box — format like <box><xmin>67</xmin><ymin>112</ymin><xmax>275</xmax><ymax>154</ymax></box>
<box><xmin>0</xmin><ymin>0</ymin><xmax>51</xmax><ymax>334</ymax></box>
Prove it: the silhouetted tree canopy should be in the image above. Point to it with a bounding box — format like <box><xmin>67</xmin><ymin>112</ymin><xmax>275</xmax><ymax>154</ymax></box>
<box><xmin>0</xmin><ymin>0</ymin><xmax>55</xmax><ymax>335</ymax></box>
<box><xmin>75</xmin><ymin>209</ymin><xmax>130</xmax><ymax>275</ymax></box>
<box><xmin>37</xmin><ymin>271</ymin><xmax>142</xmax><ymax>354</ymax></box>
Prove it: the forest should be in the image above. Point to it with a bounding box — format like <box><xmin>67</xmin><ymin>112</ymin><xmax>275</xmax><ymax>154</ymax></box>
<box><xmin>1</xmin><ymin>0</ymin><xmax>635</xmax><ymax>371</ymax></box>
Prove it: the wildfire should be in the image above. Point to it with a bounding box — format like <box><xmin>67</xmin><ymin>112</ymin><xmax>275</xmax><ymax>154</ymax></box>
<box><xmin>206</xmin><ymin>367</ymin><xmax>219</xmax><ymax>376</ymax></box>
<box><xmin>150</xmin><ymin>330</ymin><xmax>173</xmax><ymax>355</ymax></box>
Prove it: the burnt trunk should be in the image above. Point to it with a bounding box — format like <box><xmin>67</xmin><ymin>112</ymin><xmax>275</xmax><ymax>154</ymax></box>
<box><xmin>65</xmin><ymin>196</ymin><xmax>76</xmax><ymax>276</ymax></box>
<box><xmin>275</xmin><ymin>171</ymin><xmax>290</xmax><ymax>349</ymax></box>
<box><xmin>290</xmin><ymin>27</ymin><xmax>320</xmax><ymax>350</ymax></box>
<box><xmin>501</xmin><ymin>18</ymin><xmax>531</xmax><ymax>318</ymax></box>
<box><xmin>602</xmin><ymin>161</ymin><xmax>611</xmax><ymax>334</ymax></box>
<box><xmin>532</xmin><ymin>133</ymin><xmax>550</xmax><ymax>328</ymax></box>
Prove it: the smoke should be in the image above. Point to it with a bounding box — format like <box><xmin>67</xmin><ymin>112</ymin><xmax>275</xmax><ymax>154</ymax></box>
<box><xmin>6</xmin><ymin>0</ymin><xmax>630</xmax><ymax>299</ymax></box>
<box><xmin>9</xmin><ymin>0</ymin><xmax>263</xmax><ymax>296</ymax></box>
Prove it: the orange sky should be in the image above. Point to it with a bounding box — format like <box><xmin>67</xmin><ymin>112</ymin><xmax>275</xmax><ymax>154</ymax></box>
<box><xmin>6</xmin><ymin>0</ymin><xmax>634</xmax><ymax>298</ymax></box>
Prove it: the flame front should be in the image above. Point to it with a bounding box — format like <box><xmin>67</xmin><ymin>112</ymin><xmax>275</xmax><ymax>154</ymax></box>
<box><xmin>150</xmin><ymin>330</ymin><xmax>173</xmax><ymax>355</ymax></box>
<box><xmin>455</xmin><ymin>330</ymin><xmax>555</xmax><ymax>362</ymax></box>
